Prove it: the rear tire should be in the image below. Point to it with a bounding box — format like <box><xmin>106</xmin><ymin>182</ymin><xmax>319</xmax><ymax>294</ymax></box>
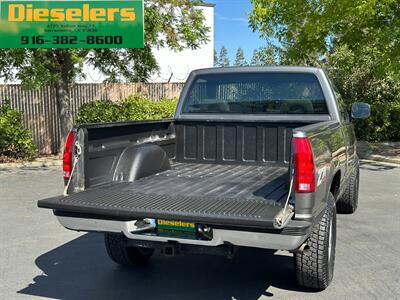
<box><xmin>294</xmin><ymin>193</ymin><xmax>337</xmax><ymax>290</ymax></box>
<box><xmin>104</xmin><ymin>233</ymin><xmax>154</xmax><ymax>266</ymax></box>
<box><xmin>337</xmin><ymin>162</ymin><xmax>359</xmax><ymax>214</ymax></box>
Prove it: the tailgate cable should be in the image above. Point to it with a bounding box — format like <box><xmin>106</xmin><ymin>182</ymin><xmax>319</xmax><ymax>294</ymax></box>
<box><xmin>63</xmin><ymin>142</ymin><xmax>82</xmax><ymax>196</ymax></box>
<box><xmin>274</xmin><ymin>159</ymin><xmax>295</xmax><ymax>229</ymax></box>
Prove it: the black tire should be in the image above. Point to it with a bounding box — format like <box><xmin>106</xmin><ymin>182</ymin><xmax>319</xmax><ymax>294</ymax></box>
<box><xmin>337</xmin><ymin>162</ymin><xmax>359</xmax><ymax>214</ymax></box>
<box><xmin>104</xmin><ymin>233</ymin><xmax>154</xmax><ymax>266</ymax></box>
<box><xmin>294</xmin><ymin>193</ymin><xmax>337</xmax><ymax>290</ymax></box>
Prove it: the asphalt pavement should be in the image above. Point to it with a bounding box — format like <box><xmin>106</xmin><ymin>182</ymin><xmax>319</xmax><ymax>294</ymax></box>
<box><xmin>0</xmin><ymin>161</ymin><xmax>399</xmax><ymax>300</ymax></box>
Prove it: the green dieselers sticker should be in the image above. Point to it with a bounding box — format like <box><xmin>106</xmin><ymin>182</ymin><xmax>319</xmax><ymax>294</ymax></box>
<box><xmin>0</xmin><ymin>0</ymin><xmax>144</xmax><ymax>48</ymax></box>
<box><xmin>157</xmin><ymin>219</ymin><xmax>197</xmax><ymax>233</ymax></box>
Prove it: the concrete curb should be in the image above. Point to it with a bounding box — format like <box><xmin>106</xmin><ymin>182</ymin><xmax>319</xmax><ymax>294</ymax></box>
<box><xmin>0</xmin><ymin>157</ymin><xmax>61</xmax><ymax>169</ymax></box>
<box><xmin>360</xmin><ymin>159</ymin><xmax>400</xmax><ymax>168</ymax></box>
<box><xmin>357</xmin><ymin>141</ymin><xmax>400</xmax><ymax>165</ymax></box>
<box><xmin>358</xmin><ymin>154</ymin><xmax>400</xmax><ymax>165</ymax></box>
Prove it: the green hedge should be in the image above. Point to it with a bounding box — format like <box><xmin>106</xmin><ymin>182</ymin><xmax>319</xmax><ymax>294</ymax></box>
<box><xmin>329</xmin><ymin>70</ymin><xmax>400</xmax><ymax>142</ymax></box>
<box><xmin>76</xmin><ymin>95</ymin><xmax>177</xmax><ymax>124</ymax></box>
<box><xmin>0</xmin><ymin>103</ymin><xmax>36</xmax><ymax>162</ymax></box>
<box><xmin>330</xmin><ymin>75</ymin><xmax>400</xmax><ymax>142</ymax></box>
<box><xmin>352</xmin><ymin>99</ymin><xmax>400</xmax><ymax>142</ymax></box>
<box><xmin>327</xmin><ymin>45</ymin><xmax>400</xmax><ymax>142</ymax></box>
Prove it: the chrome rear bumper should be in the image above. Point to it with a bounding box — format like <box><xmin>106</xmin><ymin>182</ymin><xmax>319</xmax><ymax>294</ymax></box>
<box><xmin>57</xmin><ymin>216</ymin><xmax>308</xmax><ymax>251</ymax></box>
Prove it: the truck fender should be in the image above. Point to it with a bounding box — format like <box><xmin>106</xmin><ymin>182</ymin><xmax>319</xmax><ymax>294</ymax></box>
<box><xmin>325</xmin><ymin>163</ymin><xmax>341</xmax><ymax>200</ymax></box>
<box><xmin>113</xmin><ymin>144</ymin><xmax>171</xmax><ymax>182</ymax></box>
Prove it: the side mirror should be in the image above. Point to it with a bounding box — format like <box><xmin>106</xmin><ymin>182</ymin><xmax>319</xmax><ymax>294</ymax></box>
<box><xmin>351</xmin><ymin>102</ymin><xmax>370</xmax><ymax>119</ymax></box>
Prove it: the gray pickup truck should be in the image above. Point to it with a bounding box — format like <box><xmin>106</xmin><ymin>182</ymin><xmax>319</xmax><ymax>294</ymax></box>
<box><xmin>38</xmin><ymin>66</ymin><xmax>370</xmax><ymax>290</ymax></box>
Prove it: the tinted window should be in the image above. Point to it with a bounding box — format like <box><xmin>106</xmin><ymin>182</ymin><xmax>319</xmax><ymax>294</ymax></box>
<box><xmin>182</xmin><ymin>72</ymin><xmax>328</xmax><ymax>114</ymax></box>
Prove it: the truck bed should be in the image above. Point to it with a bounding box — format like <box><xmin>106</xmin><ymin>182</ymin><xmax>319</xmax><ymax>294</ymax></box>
<box><xmin>38</xmin><ymin>162</ymin><xmax>289</xmax><ymax>228</ymax></box>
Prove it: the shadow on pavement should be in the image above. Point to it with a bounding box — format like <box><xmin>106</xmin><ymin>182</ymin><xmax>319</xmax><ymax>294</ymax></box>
<box><xmin>18</xmin><ymin>233</ymin><xmax>313</xmax><ymax>300</ymax></box>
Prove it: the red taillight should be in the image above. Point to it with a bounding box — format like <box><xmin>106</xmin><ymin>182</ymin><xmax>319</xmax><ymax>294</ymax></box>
<box><xmin>293</xmin><ymin>137</ymin><xmax>315</xmax><ymax>193</ymax></box>
<box><xmin>63</xmin><ymin>131</ymin><xmax>75</xmax><ymax>180</ymax></box>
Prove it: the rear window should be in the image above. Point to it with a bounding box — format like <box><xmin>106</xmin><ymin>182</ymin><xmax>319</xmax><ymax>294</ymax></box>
<box><xmin>182</xmin><ymin>72</ymin><xmax>328</xmax><ymax>114</ymax></box>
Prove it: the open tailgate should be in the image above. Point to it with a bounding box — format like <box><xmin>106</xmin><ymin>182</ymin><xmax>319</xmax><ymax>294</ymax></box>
<box><xmin>38</xmin><ymin>182</ymin><xmax>286</xmax><ymax>228</ymax></box>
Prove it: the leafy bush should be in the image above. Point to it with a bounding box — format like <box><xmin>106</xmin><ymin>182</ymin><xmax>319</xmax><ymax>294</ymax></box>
<box><xmin>351</xmin><ymin>82</ymin><xmax>400</xmax><ymax>142</ymax></box>
<box><xmin>327</xmin><ymin>45</ymin><xmax>400</xmax><ymax>142</ymax></box>
<box><xmin>74</xmin><ymin>100</ymin><xmax>121</xmax><ymax>124</ymax></box>
<box><xmin>149</xmin><ymin>98</ymin><xmax>178</xmax><ymax>119</ymax></box>
<box><xmin>0</xmin><ymin>103</ymin><xmax>36</xmax><ymax>162</ymax></box>
<box><xmin>76</xmin><ymin>95</ymin><xmax>177</xmax><ymax>124</ymax></box>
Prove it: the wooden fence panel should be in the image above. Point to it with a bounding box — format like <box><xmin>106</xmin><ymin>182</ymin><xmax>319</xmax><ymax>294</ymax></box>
<box><xmin>0</xmin><ymin>83</ymin><xmax>184</xmax><ymax>154</ymax></box>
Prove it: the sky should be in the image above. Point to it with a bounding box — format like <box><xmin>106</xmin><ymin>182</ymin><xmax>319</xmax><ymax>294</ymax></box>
<box><xmin>212</xmin><ymin>0</ymin><xmax>266</xmax><ymax>63</ymax></box>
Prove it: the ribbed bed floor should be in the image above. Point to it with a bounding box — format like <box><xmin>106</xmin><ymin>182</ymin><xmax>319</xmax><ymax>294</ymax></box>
<box><xmin>38</xmin><ymin>162</ymin><xmax>289</xmax><ymax>227</ymax></box>
<box><xmin>104</xmin><ymin>162</ymin><xmax>289</xmax><ymax>202</ymax></box>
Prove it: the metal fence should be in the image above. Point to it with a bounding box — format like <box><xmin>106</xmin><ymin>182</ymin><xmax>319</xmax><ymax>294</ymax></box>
<box><xmin>0</xmin><ymin>83</ymin><xmax>184</xmax><ymax>154</ymax></box>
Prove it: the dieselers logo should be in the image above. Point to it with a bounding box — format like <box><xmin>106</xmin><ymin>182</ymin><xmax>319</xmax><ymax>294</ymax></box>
<box><xmin>0</xmin><ymin>0</ymin><xmax>144</xmax><ymax>48</ymax></box>
<box><xmin>7</xmin><ymin>3</ymin><xmax>136</xmax><ymax>22</ymax></box>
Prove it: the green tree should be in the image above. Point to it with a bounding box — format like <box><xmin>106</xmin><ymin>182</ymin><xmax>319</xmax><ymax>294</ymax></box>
<box><xmin>249</xmin><ymin>0</ymin><xmax>400</xmax><ymax>141</ymax></box>
<box><xmin>234</xmin><ymin>48</ymin><xmax>247</xmax><ymax>66</ymax></box>
<box><xmin>250</xmin><ymin>45</ymin><xmax>278</xmax><ymax>66</ymax></box>
<box><xmin>217</xmin><ymin>46</ymin><xmax>230</xmax><ymax>67</ymax></box>
<box><xmin>249</xmin><ymin>0</ymin><xmax>400</xmax><ymax>73</ymax></box>
<box><xmin>214</xmin><ymin>49</ymin><xmax>218</xmax><ymax>67</ymax></box>
<box><xmin>0</xmin><ymin>1</ymin><xmax>209</xmax><ymax>151</ymax></box>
